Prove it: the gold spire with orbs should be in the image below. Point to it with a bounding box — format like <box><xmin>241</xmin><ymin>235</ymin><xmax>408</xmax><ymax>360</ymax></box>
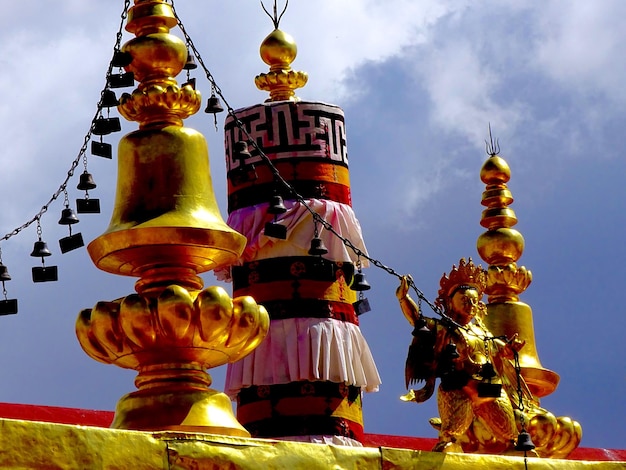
<box><xmin>476</xmin><ymin>151</ymin><xmax>559</xmax><ymax>398</ymax></box>
<box><xmin>76</xmin><ymin>0</ymin><xmax>269</xmax><ymax>436</ymax></box>
<box><xmin>255</xmin><ymin>28</ymin><xmax>308</xmax><ymax>101</ymax></box>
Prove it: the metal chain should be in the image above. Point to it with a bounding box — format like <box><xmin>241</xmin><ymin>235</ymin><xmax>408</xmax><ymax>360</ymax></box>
<box><xmin>0</xmin><ymin>0</ymin><xmax>130</xmax><ymax>244</ymax></box>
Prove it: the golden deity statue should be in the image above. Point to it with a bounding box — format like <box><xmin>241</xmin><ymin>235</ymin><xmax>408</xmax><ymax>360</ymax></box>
<box><xmin>397</xmin><ymin>258</ymin><xmax>581</xmax><ymax>457</ymax></box>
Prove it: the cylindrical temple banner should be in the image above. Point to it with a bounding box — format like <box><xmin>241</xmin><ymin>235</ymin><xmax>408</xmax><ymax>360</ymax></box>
<box><xmin>222</xmin><ymin>100</ymin><xmax>380</xmax><ymax>444</ymax></box>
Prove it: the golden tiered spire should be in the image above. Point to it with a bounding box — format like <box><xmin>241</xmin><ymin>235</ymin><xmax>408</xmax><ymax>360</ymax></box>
<box><xmin>76</xmin><ymin>0</ymin><xmax>269</xmax><ymax>436</ymax></box>
<box><xmin>254</xmin><ymin>1</ymin><xmax>308</xmax><ymax>101</ymax></box>
<box><xmin>476</xmin><ymin>145</ymin><xmax>559</xmax><ymax>398</ymax></box>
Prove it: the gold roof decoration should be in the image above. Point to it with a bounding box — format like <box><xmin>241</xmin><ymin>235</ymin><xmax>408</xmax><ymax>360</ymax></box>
<box><xmin>476</xmin><ymin>132</ymin><xmax>559</xmax><ymax>398</ymax></box>
<box><xmin>255</xmin><ymin>0</ymin><xmax>308</xmax><ymax>101</ymax></box>
<box><xmin>77</xmin><ymin>0</ymin><xmax>269</xmax><ymax>437</ymax></box>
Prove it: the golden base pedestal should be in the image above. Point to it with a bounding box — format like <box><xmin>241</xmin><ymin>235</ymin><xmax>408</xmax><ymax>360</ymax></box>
<box><xmin>111</xmin><ymin>387</ymin><xmax>250</xmax><ymax>437</ymax></box>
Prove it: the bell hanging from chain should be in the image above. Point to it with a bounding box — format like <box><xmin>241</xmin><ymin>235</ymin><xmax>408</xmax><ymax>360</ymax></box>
<box><xmin>205</xmin><ymin>93</ymin><xmax>224</xmax><ymax>114</ymax></box>
<box><xmin>268</xmin><ymin>193</ymin><xmax>287</xmax><ymax>215</ymax></box>
<box><xmin>351</xmin><ymin>271</ymin><xmax>371</xmax><ymax>291</ymax></box>
<box><xmin>184</xmin><ymin>48</ymin><xmax>197</xmax><ymax>70</ymax></box>
<box><xmin>0</xmin><ymin>263</ymin><xmax>11</xmax><ymax>282</ymax></box>
<box><xmin>31</xmin><ymin>240</ymin><xmax>52</xmax><ymax>258</ymax></box>
<box><xmin>58</xmin><ymin>207</ymin><xmax>80</xmax><ymax>225</ymax></box>
<box><xmin>233</xmin><ymin>141</ymin><xmax>252</xmax><ymax>161</ymax></box>
<box><xmin>111</xmin><ymin>50</ymin><xmax>132</xmax><ymax>67</ymax></box>
<box><xmin>477</xmin><ymin>362</ymin><xmax>503</xmax><ymax>398</ymax></box>
<box><xmin>100</xmin><ymin>89</ymin><xmax>119</xmax><ymax>108</ymax></box>
<box><xmin>77</xmin><ymin>172</ymin><xmax>97</xmax><ymax>191</ymax></box>
<box><xmin>412</xmin><ymin>317</ymin><xmax>431</xmax><ymax>338</ymax></box>
<box><xmin>308</xmin><ymin>236</ymin><xmax>329</xmax><ymax>256</ymax></box>
<box><xmin>515</xmin><ymin>430</ymin><xmax>536</xmax><ymax>452</ymax></box>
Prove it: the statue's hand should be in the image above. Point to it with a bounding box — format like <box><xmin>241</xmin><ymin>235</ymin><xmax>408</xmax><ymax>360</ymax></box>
<box><xmin>396</xmin><ymin>275</ymin><xmax>412</xmax><ymax>300</ymax></box>
<box><xmin>503</xmin><ymin>333</ymin><xmax>525</xmax><ymax>358</ymax></box>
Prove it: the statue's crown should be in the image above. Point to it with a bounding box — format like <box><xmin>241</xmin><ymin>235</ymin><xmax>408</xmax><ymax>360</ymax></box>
<box><xmin>436</xmin><ymin>258</ymin><xmax>487</xmax><ymax>309</ymax></box>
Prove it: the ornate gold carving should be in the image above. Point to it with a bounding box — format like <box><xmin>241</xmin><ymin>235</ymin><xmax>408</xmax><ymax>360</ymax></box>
<box><xmin>397</xmin><ymin>260</ymin><xmax>582</xmax><ymax>457</ymax></box>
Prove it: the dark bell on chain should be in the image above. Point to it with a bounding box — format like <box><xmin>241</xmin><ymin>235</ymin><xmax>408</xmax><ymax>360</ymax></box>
<box><xmin>308</xmin><ymin>237</ymin><xmax>329</xmax><ymax>256</ymax></box>
<box><xmin>205</xmin><ymin>94</ymin><xmax>224</xmax><ymax>114</ymax></box>
<box><xmin>31</xmin><ymin>240</ymin><xmax>52</xmax><ymax>257</ymax></box>
<box><xmin>515</xmin><ymin>431</ymin><xmax>536</xmax><ymax>452</ymax></box>
<box><xmin>0</xmin><ymin>263</ymin><xmax>11</xmax><ymax>282</ymax></box>
<box><xmin>184</xmin><ymin>49</ymin><xmax>198</xmax><ymax>70</ymax></box>
<box><xmin>268</xmin><ymin>194</ymin><xmax>287</xmax><ymax>214</ymax></box>
<box><xmin>233</xmin><ymin>141</ymin><xmax>251</xmax><ymax>161</ymax></box>
<box><xmin>351</xmin><ymin>272</ymin><xmax>371</xmax><ymax>291</ymax></box>
<box><xmin>59</xmin><ymin>207</ymin><xmax>79</xmax><ymax>225</ymax></box>
<box><xmin>111</xmin><ymin>50</ymin><xmax>132</xmax><ymax>67</ymax></box>
<box><xmin>77</xmin><ymin>172</ymin><xmax>97</xmax><ymax>191</ymax></box>
<box><xmin>100</xmin><ymin>89</ymin><xmax>119</xmax><ymax>108</ymax></box>
<box><xmin>442</xmin><ymin>342</ymin><xmax>460</xmax><ymax>360</ymax></box>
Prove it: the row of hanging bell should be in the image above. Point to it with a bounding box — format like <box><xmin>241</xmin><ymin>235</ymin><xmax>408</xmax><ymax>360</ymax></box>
<box><xmin>0</xmin><ymin>263</ymin><xmax>17</xmax><ymax>315</ymax></box>
<box><xmin>182</xmin><ymin>49</ymin><xmax>224</xmax><ymax>122</ymax></box>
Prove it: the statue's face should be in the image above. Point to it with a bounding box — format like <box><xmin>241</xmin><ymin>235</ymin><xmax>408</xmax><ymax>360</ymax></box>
<box><xmin>449</xmin><ymin>288</ymin><xmax>480</xmax><ymax>325</ymax></box>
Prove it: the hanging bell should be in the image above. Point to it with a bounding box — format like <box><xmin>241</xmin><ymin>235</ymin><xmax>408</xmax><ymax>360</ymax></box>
<box><xmin>268</xmin><ymin>194</ymin><xmax>287</xmax><ymax>214</ymax></box>
<box><xmin>100</xmin><ymin>89</ymin><xmax>119</xmax><ymax>108</ymax></box>
<box><xmin>412</xmin><ymin>317</ymin><xmax>431</xmax><ymax>338</ymax></box>
<box><xmin>233</xmin><ymin>141</ymin><xmax>252</xmax><ymax>161</ymax></box>
<box><xmin>184</xmin><ymin>49</ymin><xmax>198</xmax><ymax>70</ymax></box>
<box><xmin>351</xmin><ymin>271</ymin><xmax>371</xmax><ymax>291</ymax></box>
<box><xmin>30</xmin><ymin>240</ymin><xmax>52</xmax><ymax>258</ymax></box>
<box><xmin>515</xmin><ymin>431</ymin><xmax>536</xmax><ymax>452</ymax></box>
<box><xmin>0</xmin><ymin>263</ymin><xmax>11</xmax><ymax>282</ymax></box>
<box><xmin>77</xmin><ymin>172</ymin><xmax>97</xmax><ymax>191</ymax></box>
<box><xmin>477</xmin><ymin>362</ymin><xmax>502</xmax><ymax>398</ymax></box>
<box><xmin>205</xmin><ymin>94</ymin><xmax>224</xmax><ymax>114</ymax></box>
<box><xmin>59</xmin><ymin>207</ymin><xmax>80</xmax><ymax>225</ymax></box>
<box><xmin>308</xmin><ymin>237</ymin><xmax>329</xmax><ymax>256</ymax></box>
<box><xmin>442</xmin><ymin>342</ymin><xmax>460</xmax><ymax>361</ymax></box>
<box><xmin>111</xmin><ymin>50</ymin><xmax>132</xmax><ymax>67</ymax></box>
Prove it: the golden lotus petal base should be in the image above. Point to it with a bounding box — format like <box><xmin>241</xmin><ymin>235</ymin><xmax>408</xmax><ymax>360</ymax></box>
<box><xmin>112</xmin><ymin>388</ymin><xmax>250</xmax><ymax>437</ymax></box>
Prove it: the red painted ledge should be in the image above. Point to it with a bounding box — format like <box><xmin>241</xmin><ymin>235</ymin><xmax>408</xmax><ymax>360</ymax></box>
<box><xmin>1</xmin><ymin>402</ymin><xmax>623</xmax><ymax>462</ymax></box>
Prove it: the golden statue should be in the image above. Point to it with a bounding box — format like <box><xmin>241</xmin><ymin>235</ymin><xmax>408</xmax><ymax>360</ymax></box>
<box><xmin>397</xmin><ymin>259</ymin><xmax>581</xmax><ymax>457</ymax></box>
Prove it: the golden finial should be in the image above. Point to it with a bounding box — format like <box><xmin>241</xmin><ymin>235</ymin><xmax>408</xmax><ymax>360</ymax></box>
<box><xmin>476</xmin><ymin>129</ymin><xmax>559</xmax><ymax>398</ymax></box>
<box><xmin>78</xmin><ymin>0</ymin><xmax>269</xmax><ymax>436</ymax></box>
<box><xmin>255</xmin><ymin>0</ymin><xmax>308</xmax><ymax>101</ymax></box>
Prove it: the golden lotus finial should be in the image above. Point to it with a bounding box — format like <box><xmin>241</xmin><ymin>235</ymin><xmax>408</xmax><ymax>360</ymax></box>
<box><xmin>255</xmin><ymin>0</ymin><xmax>308</xmax><ymax>101</ymax></box>
<box><xmin>77</xmin><ymin>0</ymin><xmax>269</xmax><ymax>436</ymax></box>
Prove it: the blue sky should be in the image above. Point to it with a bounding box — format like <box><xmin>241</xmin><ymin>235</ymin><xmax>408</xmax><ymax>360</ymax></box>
<box><xmin>0</xmin><ymin>1</ymin><xmax>624</xmax><ymax>450</ymax></box>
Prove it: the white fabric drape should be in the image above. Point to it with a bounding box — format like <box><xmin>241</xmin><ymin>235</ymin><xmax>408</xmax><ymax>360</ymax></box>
<box><xmin>225</xmin><ymin>317</ymin><xmax>381</xmax><ymax>397</ymax></box>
